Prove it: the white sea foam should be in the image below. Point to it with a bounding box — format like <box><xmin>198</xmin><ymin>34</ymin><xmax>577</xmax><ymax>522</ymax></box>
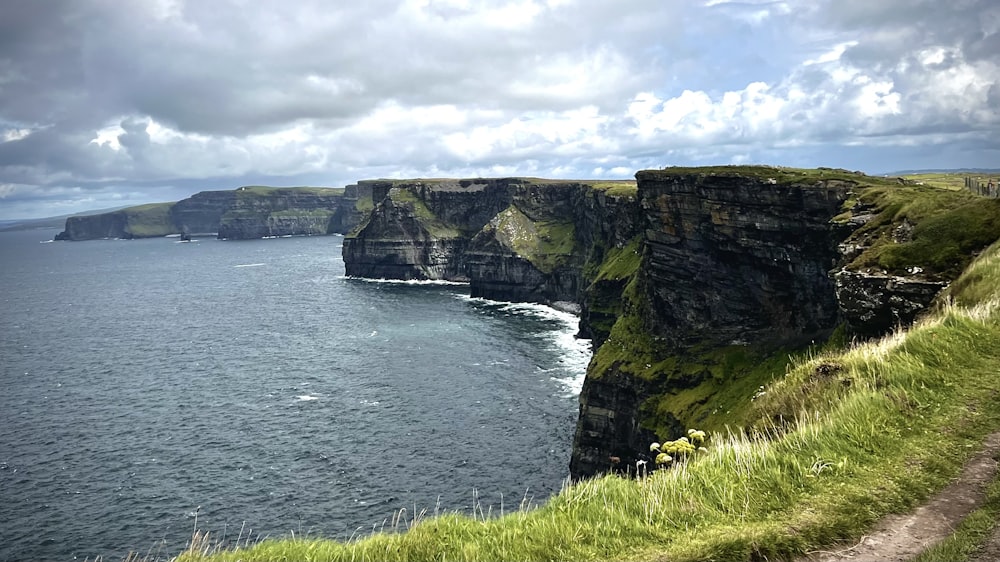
<box><xmin>457</xmin><ymin>295</ymin><xmax>592</xmax><ymax>396</ymax></box>
<box><xmin>234</xmin><ymin>263</ymin><xmax>265</xmax><ymax>268</ymax></box>
<box><xmin>296</xmin><ymin>395</ymin><xmax>319</xmax><ymax>401</ymax></box>
<box><xmin>341</xmin><ymin>275</ymin><xmax>469</xmax><ymax>286</ymax></box>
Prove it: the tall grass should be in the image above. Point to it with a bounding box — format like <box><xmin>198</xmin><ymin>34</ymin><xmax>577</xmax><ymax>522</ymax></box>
<box><xmin>177</xmin><ymin>244</ymin><xmax>1000</xmax><ymax>562</ymax></box>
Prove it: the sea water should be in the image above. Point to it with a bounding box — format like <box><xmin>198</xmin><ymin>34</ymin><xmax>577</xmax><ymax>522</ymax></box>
<box><xmin>0</xmin><ymin>229</ymin><xmax>590</xmax><ymax>561</ymax></box>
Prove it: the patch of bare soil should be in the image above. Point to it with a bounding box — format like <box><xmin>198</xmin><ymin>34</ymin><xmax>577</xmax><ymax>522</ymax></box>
<box><xmin>801</xmin><ymin>432</ymin><xmax>1000</xmax><ymax>562</ymax></box>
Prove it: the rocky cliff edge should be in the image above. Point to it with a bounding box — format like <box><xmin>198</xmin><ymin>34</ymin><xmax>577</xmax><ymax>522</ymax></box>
<box><xmin>341</xmin><ymin>167</ymin><xmax>1000</xmax><ymax>480</ymax></box>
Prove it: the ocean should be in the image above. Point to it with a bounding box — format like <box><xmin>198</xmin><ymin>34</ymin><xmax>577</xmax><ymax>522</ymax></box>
<box><xmin>0</xmin><ymin>229</ymin><xmax>591</xmax><ymax>561</ymax></box>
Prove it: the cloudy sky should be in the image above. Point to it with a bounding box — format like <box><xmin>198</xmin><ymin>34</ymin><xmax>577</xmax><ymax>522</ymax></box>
<box><xmin>1</xmin><ymin>0</ymin><xmax>998</xmax><ymax>219</ymax></box>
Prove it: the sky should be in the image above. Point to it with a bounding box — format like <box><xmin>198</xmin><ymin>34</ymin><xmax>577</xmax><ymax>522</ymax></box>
<box><xmin>1</xmin><ymin>0</ymin><xmax>998</xmax><ymax>220</ymax></box>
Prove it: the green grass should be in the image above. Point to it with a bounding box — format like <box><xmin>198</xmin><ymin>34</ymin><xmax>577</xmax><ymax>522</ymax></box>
<box><xmin>121</xmin><ymin>202</ymin><xmax>176</xmax><ymax>237</ymax></box>
<box><xmin>592</xmin><ymin>237</ymin><xmax>641</xmax><ymax>283</ymax></box>
<box><xmin>843</xmin><ymin>184</ymin><xmax>1000</xmax><ymax>278</ymax></box>
<box><xmin>354</xmin><ymin>195</ymin><xmax>374</xmax><ymax>214</ymax></box>
<box><xmin>584</xmin><ymin>181</ymin><xmax>639</xmax><ymax>197</ymax></box>
<box><xmin>389</xmin><ymin>187</ymin><xmax>464</xmax><ymax>238</ymax></box>
<box><xmin>484</xmin><ymin>205</ymin><xmax>578</xmax><ymax>273</ymax></box>
<box><xmin>902</xmin><ymin>171</ymin><xmax>999</xmax><ymax>192</ymax></box>
<box><xmin>638</xmin><ymin>165</ymin><xmax>900</xmax><ymax>188</ymax></box>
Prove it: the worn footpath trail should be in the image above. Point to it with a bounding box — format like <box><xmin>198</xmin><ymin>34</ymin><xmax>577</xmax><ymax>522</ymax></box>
<box><xmin>798</xmin><ymin>433</ymin><xmax>1000</xmax><ymax>562</ymax></box>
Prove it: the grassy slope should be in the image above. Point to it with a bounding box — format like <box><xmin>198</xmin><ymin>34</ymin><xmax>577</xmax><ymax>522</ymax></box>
<box><xmin>177</xmin><ymin>241</ymin><xmax>1000</xmax><ymax>562</ymax></box>
<box><xmin>490</xmin><ymin>205</ymin><xmax>576</xmax><ymax>274</ymax></box>
<box><xmin>388</xmin><ymin>187</ymin><xmax>464</xmax><ymax>238</ymax></box>
<box><xmin>842</xmin><ymin>182</ymin><xmax>1000</xmax><ymax>279</ymax></box>
<box><xmin>901</xmin><ymin>172</ymin><xmax>999</xmax><ymax>191</ymax></box>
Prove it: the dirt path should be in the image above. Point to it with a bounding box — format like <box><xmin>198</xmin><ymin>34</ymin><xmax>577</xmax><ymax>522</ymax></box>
<box><xmin>800</xmin><ymin>432</ymin><xmax>1000</xmax><ymax>562</ymax></box>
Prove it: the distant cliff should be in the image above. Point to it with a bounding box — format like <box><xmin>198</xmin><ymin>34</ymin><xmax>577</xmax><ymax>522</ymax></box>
<box><xmin>342</xmin><ymin>178</ymin><xmax>639</xmax><ymax>307</ymax></box>
<box><xmin>342</xmin><ymin>167</ymin><xmax>1000</xmax><ymax>480</ymax></box>
<box><xmin>55</xmin><ymin>185</ymin><xmax>373</xmax><ymax>241</ymax></box>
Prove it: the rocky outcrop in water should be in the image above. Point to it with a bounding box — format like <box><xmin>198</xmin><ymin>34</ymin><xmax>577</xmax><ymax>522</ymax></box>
<box><xmin>55</xmin><ymin>187</ymin><xmax>372</xmax><ymax>241</ymax></box>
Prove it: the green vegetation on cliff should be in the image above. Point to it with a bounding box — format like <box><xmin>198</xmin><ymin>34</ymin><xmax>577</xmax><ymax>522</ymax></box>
<box><xmin>839</xmin><ymin>183</ymin><xmax>1000</xmax><ymax>278</ymax></box>
<box><xmin>121</xmin><ymin>202</ymin><xmax>175</xmax><ymax>237</ymax></box>
<box><xmin>645</xmin><ymin>164</ymin><xmax>896</xmax><ymax>187</ymax></box>
<box><xmin>491</xmin><ymin>205</ymin><xmax>577</xmax><ymax>273</ymax></box>
<box><xmin>389</xmin><ymin>187</ymin><xmax>464</xmax><ymax>238</ymax></box>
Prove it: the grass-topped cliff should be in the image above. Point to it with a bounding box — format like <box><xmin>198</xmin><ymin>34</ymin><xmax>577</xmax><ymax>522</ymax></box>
<box><xmin>169</xmin><ymin>168</ymin><xmax>1000</xmax><ymax>561</ymax></box>
<box><xmin>56</xmin><ymin>186</ymin><xmax>363</xmax><ymax>241</ymax></box>
<box><xmin>178</xmin><ymin>238</ymin><xmax>1000</xmax><ymax>561</ymax></box>
<box><xmin>343</xmin><ymin>177</ymin><xmax>638</xmax><ymax>301</ymax></box>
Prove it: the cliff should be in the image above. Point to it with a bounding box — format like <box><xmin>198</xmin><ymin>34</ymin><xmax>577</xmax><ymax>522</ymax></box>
<box><xmin>341</xmin><ymin>166</ymin><xmax>1000</xmax><ymax>480</ymax></box>
<box><xmin>342</xmin><ymin>178</ymin><xmax>639</xmax><ymax>306</ymax></box>
<box><xmin>571</xmin><ymin>167</ymin><xmax>1000</xmax><ymax>477</ymax></box>
<box><xmin>55</xmin><ymin>202</ymin><xmax>176</xmax><ymax>240</ymax></box>
<box><xmin>55</xmin><ymin>186</ymin><xmax>372</xmax><ymax>241</ymax></box>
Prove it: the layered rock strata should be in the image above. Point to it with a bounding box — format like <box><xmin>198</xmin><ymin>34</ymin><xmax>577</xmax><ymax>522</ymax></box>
<box><xmin>570</xmin><ymin>171</ymin><xmax>854</xmax><ymax>477</ymax></box>
<box><xmin>342</xmin><ymin>179</ymin><xmax>639</xmax><ymax>306</ymax></box>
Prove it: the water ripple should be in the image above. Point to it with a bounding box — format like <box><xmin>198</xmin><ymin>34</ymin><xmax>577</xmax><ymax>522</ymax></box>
<box><xmin>0</xmin><ymin>230</ymin><xmax>590</xmax><ymax>561</ymax></box>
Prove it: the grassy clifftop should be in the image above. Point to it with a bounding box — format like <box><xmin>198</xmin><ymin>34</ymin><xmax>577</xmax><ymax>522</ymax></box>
<box><xmin>120</xmin><ymin>202</ymin><xmax>176</xmax><ymax>238</ymax></box>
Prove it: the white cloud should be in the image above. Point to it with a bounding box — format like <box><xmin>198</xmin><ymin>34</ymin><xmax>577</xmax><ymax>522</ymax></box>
<box><xmin>3</xmin><ymin>128</ymin><xmax>32</xmax><ymax>142</ymax></box>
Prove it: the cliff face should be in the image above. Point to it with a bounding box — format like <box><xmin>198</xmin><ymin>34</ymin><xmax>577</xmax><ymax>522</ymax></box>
<box><xmin>56</xmin><ymin>187</ymin><xmax>370</xmax><ymax>241</ymax></box>
<box><xmin>341</xmin><ymin>170</ymin><xmax>905</xmax><ymax>479</ymax></box>
<box><xmin>57</xmin><ymin>211</ymin><xmax>130</xmax><ymax>241</ymax></box>
<box><xmin>639</xmin><ymin>172</ymin><xmax>850</xmax><ymax>348</ymax></box>
<box><xmin>55</xmin><ymin>202</ymin><xmax>176</xmax><ymax>240</ymax></box>
<box><xmin>569</xmin><ymin>171</ymin><xmax>854</xmax><ymax>477</ymax></box>
<box><xmin>217</xmin><ymin>188</ymin><xmax>350</xmax><ymax>239</ymax></box>
<box><xmin>169</xmin><ymin>190</ymin><xmax>237</xmax><ymax>235</ymax></box>
<box><xmin>342</xmin><ymin>179</ymin><xmax>639</xmax><ymax>306</ymax></box>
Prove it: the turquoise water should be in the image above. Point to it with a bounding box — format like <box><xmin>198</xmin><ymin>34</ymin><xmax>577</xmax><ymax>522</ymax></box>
<box><xmin>0</xmin><ymin>230</ymin><xmax>590</xmax><ymax>561</ymax></box>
